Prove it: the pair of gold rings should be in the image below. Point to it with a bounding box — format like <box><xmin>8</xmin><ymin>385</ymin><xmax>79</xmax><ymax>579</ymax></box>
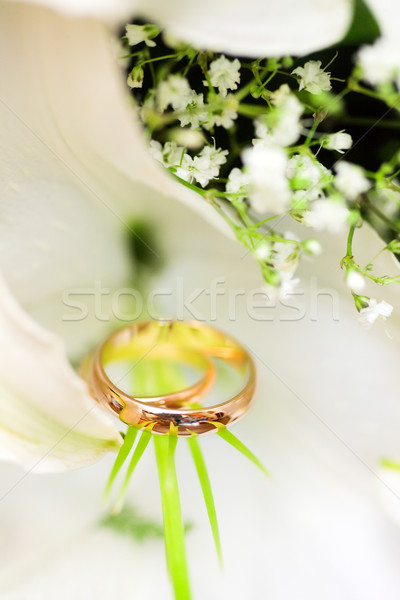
<box><xmin>80</xmin><ymin>320</ymin><xmax>256</xmax><ymax>436</ymax></box>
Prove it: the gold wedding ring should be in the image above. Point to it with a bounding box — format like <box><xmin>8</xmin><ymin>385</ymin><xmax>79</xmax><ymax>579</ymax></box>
<box><xmin>81</xmin><ymin>320</ymin><xmax>257</xmax><ymax>436</ymax></box>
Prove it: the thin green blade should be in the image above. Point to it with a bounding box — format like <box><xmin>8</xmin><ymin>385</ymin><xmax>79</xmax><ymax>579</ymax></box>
<box><xmin>155</xmin><ymin>435</ymin><xmax>192</xmax><ymax>600</ymax></box>
<box><xmin>188</xmin><ymin>436</ymin><xmax>222</xmax><ymax>567</ymax></box>
<box><xmin>113</xmin><ymin>428</ymin><xmax>152</xmax><ymax>514</ymax></box>
<box><xmin>217</xmin><ymin>427</ymin><xmax>270</xmax><ymax>478</ymax></box>
<box><xmin>103</xmin><ymin>426</ymin><xmax>138</xmax><ymax>500</ymax></box>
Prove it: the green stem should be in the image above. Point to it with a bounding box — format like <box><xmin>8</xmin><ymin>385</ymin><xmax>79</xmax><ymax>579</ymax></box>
<box><xmin>237</xmin><ymin>103</ymin><xmax>269</xmax><ymax>117</ymax></box>
<box><xmin>140</xmin><ymin>53</ymin><xmax>179</xmax><ymax>67</ymax></box>
<box><xmin>155</xmin><ymin>436</ymin><xmax>192</xmax><ymax>600</ymax></box>
<box><xmin>364</xmin><ymin>197</ymin><xmax>400</xmax><ymax>234</ymax></box>
<box><xmin>335</xmin><ymin>116</ymin><xmax>400</xmax><ymax>130</ymax></box>
<box><xmin>347</xmin><ymin>78</ymin><xmax>384</xmax><ymax>100</ymax></box>
<box><xmin>346</xmin><ymin>223</ymin><xmax>356</xmax><ymax>257</ymax></box>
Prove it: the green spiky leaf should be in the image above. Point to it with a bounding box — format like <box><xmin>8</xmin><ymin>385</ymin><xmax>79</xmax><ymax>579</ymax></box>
<box><xmin>103</xmin><ymin>426</ymin><xmax>138</xmax><ymax>499</ymax></box>
<box><xmin>113</xmin><ymin>428</ymin><xmax>153</xmax><ymax>513</ymax></box>
<box><xmin>217</xmin><ymin>427</ymin><xmax>270</xmax><ymax>478</ymax></box>
<box><xmin>155</xmin><ymin>435</ymin><xmax>192</xmax><ymax>600</ymax></box>
<box><xmin>188</xmin><ymin>436</ymin><xmax>222</xmax><ymax>566</ymax></box>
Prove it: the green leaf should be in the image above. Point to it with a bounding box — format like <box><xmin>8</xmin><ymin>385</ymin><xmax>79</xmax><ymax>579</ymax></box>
<box><xmin>188</xmin><ymin>436</ymin><xmax>222</xmax><ymax>567</ymax></box>
<box><xmin>217</xmin><ymin>427</ymin><xmax>270</xmax><ymax>478</ymax></box>
<box><xmin>113</xmin><ymin>428</ymin><xmax>152</xmax><ymax>513</ymax></box>
<box><xmin>103</xmin><ymin>426</ymin><xmax>138</xmax><ymax>500</ymax></box>
<box><xmin>155</xmin><ymin>435</ymin><xmax>192</xmax><ymax>600</ymax></box>
<box><xmin>341</xmin><ymin>0</ymin><xmax>380</xmax><ymax>46</ymax></box>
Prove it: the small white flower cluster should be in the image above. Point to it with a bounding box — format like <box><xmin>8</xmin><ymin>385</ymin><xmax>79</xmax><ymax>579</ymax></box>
<box><xmin>125</xmin><ymin>24</ymin><xmax>161</xmax><ymax>47</ymax></box>
<box><xmin>287</xmin><ymin>153</ymin><xmax>331</xmax><ymax>200</ymax></box>
<box><xmin>262</xmin><ymin>232</ymin><xmax>301</xmax><ymax>300</ymax></box>
<box><xmin>322</xmin><ymin>131</ymin><xmax>352</xmax><ymax>154</ymax></box>
<box><xmin>242</xmin><ymin>141</ymin><xmax>291</xmax><ymax>214</ymax></box>
<box><xmin>303</xmin><ymin>198</ymin><xmax>349</xmax><ymax>234</ymax></box>
<box><xmin>358</xmin><ymin>298</ymin><xmax>393</xmax><ymax>328</ymax></box>
<box><xmin>205</xmin><ymin>55</ymin><xmax>241</xmax><ymax>97</ymax></box>
<box><xmin>292</xmin><ymin>60</ymin><xmax>331</xmax><ymax>95</ymax></box>
<box><xmin>335</xmin><ymin>162</ymin><xmax>370</xmax><ymax>200</ymax></box>
<box><xmin>226</xmin><ymin>168</ymin><xmax>250</xmax><ymax>199</ymax></box>
<box><xmin>357</xmin><ymin>38</ymin><xmax>400</xmax><ymax>88</ymax></box>
<box><xmin>150</xmin><ymin>140</ymin><xmax>227</xmax><ymax>187</ymax></box>
<box><xmin>129</xmin><ymin>30</ymin><xmax>397</xmax><ymax>326</ymax></box>
<box><xmin>156</xmin><ymin>54</ymin><xmax>240</xmax><ymax>131</ymax></box>
<box><xmin>255</xmin><ymin>84</ymin><xmax>303</xmax><ymax>147</ymax></box>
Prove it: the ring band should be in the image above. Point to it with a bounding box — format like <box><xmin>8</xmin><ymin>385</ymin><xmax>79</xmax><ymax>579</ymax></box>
<box><xmin>82</xmin><ymin>320</ymin><xmax>257</xmax><ymax>436</ymax></box>
<box><xmin>80</xmin><ymin>342</ymin><xmax>216</xmax><ymax>408</ymax></box>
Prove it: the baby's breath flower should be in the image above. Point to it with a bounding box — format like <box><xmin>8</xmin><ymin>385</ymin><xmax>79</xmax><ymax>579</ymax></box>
<box><xmin>270</xmin><ymin>83</ymin><xmax>292</xmax><ymax>106</ymax></box>
<box><xmin>206</xmin><ymin>94</ymin><xmax>238</xmax><ymax>129</ymax></box>
<box><xmin>206</xmin><ymin>55</ymin><xmax>241</xmax><ymax>98</ymax></box>
<box><xmin>346</xmin><ymin>270</ymin><xmax>366</xmax><ymax>293</ymax></box>
<box><xmin>303</xmin><ymin>239</ymin><xmax>322</xmax><ymax>256</ymax></box>
<box><xmin>175</xmin><ymin>145</ymin><xmax>226</xmax><ymax>187</ymax></box>
<box><xmin>157</xmin><ymin>75</ymin><xmax>191</xmax><ymax>112</ymax></box>
<box><xmin>255</xmin><ymin>85</ymin><xmax>303</xmax><ymax>147</ymax></box>
<box><xmin>175</xmin><ymin>155</ymin><xmax>210</xmax><ymax>187</ymax></box>
<box><xmin>242</xmin><ymin>141</ymin><xmax>291</xmax><ymax>213</ymax></box>
<box><xmin>200</xmin><ymin>145</ymin><xmax>228</xmax><ymax>169</ymax></box>
<box><xmin>323</xmin><ymin>131</ymin><xmax>352</xmax><ymax>153</ymax></box>
<box><xmin>226</xmin><ymin>168</ymin><xmax>250</xmax><ymax>197</ymax></box>
<box><xmin>176</xmin><ymin>91</ymin><xmax>208</xmax><ymax>129</ymax></box>
<box><xmin>254</xmin><ymin>241</ymin><xmax>272</xmax><ymax>261</ymax></box>
<box><xmin>125</xmin><ymin>24</ymin><xmax>161</xmax><ymax>47</ymax></box>
<box><xmin>335</xmin><ymin>162</ymin><xmax>370</xmax><ymax>200</ymax></box>
<box><xmin>287</xmin><ymin>154</ymin><xmax>330</xmax><ymax>199</ymax></box>
<box><xmin>168</xmin><ymin>127</ymin><xmax>205</xmax><ymax>150</ymax></box>
<box><xmin>263</xmin><ymin>272</ymin><xmax>300</xmax><ymax>302</ymax></box>
<box><xmin>127</xmin><ymin>65</ymin><xmax>144</xmax><ymax>89</ymax></box>
<box><xmin>271</xmin><ymin>232</ymin><xmax>300</xmax><ymax>273</ymax></box>
<box><xmin>149</xmin><ymin>140</ymin><xmax>184</xmax><ymax>168</ymax></box>
<box><xmin>174</xmin><ymin>154</ymin><xmax>207</xmax><ymax>186</ymax></box>
<box><xmin>303</xmin><ymin>198</ymin><xmax>349</xmax><ymax>234</ymax></box>
<box><xmin>358</xmin><ymin>298</ymin><xmax>393</xmax><ymax>328</ymax></box>
<box><xmin>357</xmin><ymin>39</ymin><xmax>400</xmax><ymax>87</ymax></box>
<box><xmin>292</xmin><ymin>60</ymin><xmax>331</xmax><ymax>94</ymax></box>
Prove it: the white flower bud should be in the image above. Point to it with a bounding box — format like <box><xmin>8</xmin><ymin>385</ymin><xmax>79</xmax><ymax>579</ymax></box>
<box><xmin>346</xmin><ymin>270</ymin><xmax>365</xmax><ymax>293</ymax></box>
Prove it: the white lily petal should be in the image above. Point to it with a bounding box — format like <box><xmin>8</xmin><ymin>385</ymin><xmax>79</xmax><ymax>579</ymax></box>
<box><xmin>14</xmin><ymin>0</ymin><xmax>353</xmax><ymax>57</ymax></box>
<box><xmin>0</xmin><ymin>274</ymin><xmax>121</xmax><ymax>473</ymax></box>
<box><xmin>364</xmin><ymin>0</ymin><xmax>400</xmax><ymax>40</ymax></box>
<box><xmin>9</xmin><ymin>0</ymin><xmax>141</xmax><ymax>22</ymax></box>
<box><xmin>0</xmin><ymin>2</ymin><xmax>232</xmax><ymax>471</ymax></box>
<box><xmin>0</xmin><ymin>1</ymin><xmax>229</xmax><ymax>356</ymax></box>
<box><xmin>141</xmin><ymin>0</ymin><xmax>353</xmax><ymax>57</ymax></box>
